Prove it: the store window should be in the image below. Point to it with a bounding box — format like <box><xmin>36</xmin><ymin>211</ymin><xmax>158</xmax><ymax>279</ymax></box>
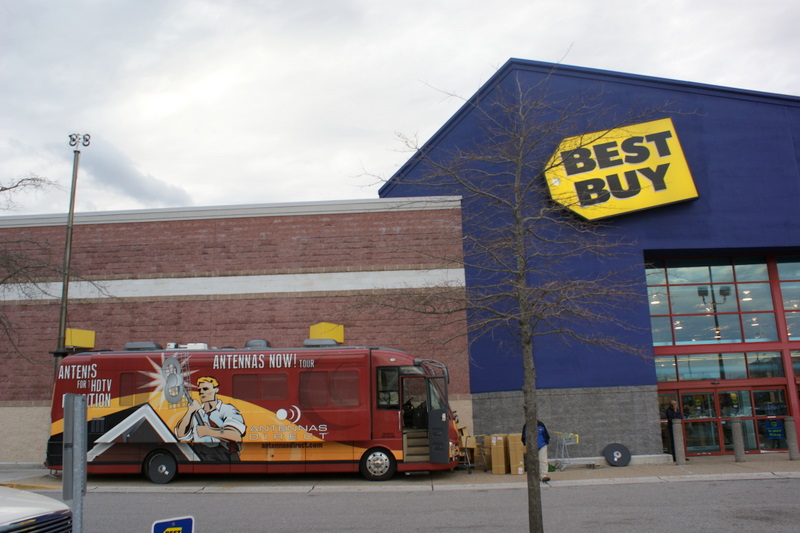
<box><xmin>655</xmin><ymin>351</ymin><xmax>783</xmax><ymax>383</ymax></box>
<box><xmin>778</xmin><ymin>256</ymin><xmax>800</xmax><ymax>340</ymax></box>
<box><xmin>652</xmin><ymin>254</ymin><xmax>800</xmax><ymax>456</ymax></box>
<box><xmin>647</xmin><ymin>256</ymin><xmax>779</xmax><ymax>346</ymax></box>
<box><xmin>791</xmin><ymin>351</ymin><xmax>800</xmax><ymax>376</ymax></box>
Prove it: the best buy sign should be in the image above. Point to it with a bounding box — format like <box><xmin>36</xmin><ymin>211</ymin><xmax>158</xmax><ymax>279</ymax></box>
<box><xmin>545</xmin><ymin>118</ymin><xmax>698</xmax><ymax>220</ymax></box>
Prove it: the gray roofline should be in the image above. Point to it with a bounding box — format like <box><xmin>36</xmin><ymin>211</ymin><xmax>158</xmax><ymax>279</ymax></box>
<box><xmin>0</xmin><ymin>196</ymin><xmax>462</xmax><ymax>228</ymax></box>
<box><xmin>502</xmin><ymin>58</ymin><xmax>800</xmax><ymax>105</ymax></box>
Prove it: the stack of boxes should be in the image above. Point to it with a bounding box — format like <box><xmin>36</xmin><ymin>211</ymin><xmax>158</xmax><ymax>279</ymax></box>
<box><xmin>507</xmin><ymin>433</ymin><xmax>525</xmax><ymax>475</ymax></box>
<box><xmin>491</xmin><ymin>434</ymin><xmax>507</xmax><ymax>474</ymax></box>
<box><xmin>477</xmin><ymin>433</ymin><xmax>526</xmax><ymax>475</ymax></box>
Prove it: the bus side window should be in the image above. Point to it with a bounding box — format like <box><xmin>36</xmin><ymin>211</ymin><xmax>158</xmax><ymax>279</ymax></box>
<box><xmin>377</xmin><ymin>368</ymin><xmax>400</xmax><ymax>410</ymax></box>
<box><xmin>261</xmin><ymin>374</ymin><xmax>288</xmax><ymax>400</ymax></box>
<box><xmin>331</xmin><ymin>370</ymin><xmax>359</xmax><ymax>407</ymax></box>
<box><xmin>233</xmin><ymin>373</ymin><xmax>288</xmax><ymax>400</ymax></box>
<box><xmin>233</xmin><ymin>374</ymin><xmax>259</xmax><ymax>400</ymax></box>
<box><xmin>300</xmin><ymin>372</ymin><xmax>329</xmax><ymax>407</ymax></box>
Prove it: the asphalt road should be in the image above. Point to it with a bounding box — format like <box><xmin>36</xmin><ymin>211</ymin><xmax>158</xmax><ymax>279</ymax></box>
<box><xmin>68</xmin><ymin>477</ymin><xmax>800</xmax><ymax>532</ymax></box>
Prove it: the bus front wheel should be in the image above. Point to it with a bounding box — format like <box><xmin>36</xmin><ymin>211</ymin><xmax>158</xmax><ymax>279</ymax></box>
<box><xmin>144</xmin><ymin>450</ymin><xmax>177</xmax><ymax>484</ymax></box>
<box><xmin>359</xmin><ymin>447</ymin><xmax>396</xmax><ymax>481</ymax></box>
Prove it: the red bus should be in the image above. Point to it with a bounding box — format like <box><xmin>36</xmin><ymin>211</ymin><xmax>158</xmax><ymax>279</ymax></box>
<box><xmin>46</xmin><ymin>339</ymin><xmax>460</xmax><ymax>483</ymax></box>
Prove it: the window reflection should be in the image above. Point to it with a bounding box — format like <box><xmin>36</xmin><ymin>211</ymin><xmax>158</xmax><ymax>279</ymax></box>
<box><xmin>741</xmin><ymin>313</ymin><xmax>778</xmax><ymax>342</ymax></box>
<box><xmin>780</xmin><ymin>281</ymin><xmax>800</xmax><ymax>310</ymax></box>
<box><xmin>677</xmin><ymin>353</ymin><xmax>746</xmax><ymax>381</ymax></box>
<box><xmin>674</xmin><ymin>313</ymin><xmax>742</xmax><ymax>344</ymax></box>
<box><xmin>776</xmin><ymin>256</ymin><xmax>800</xmax><ymax>280</ymax></box>
<box><xmin>670</xmin><ymin>285</ymin><xmax>736</xmax><ymax>314</ymax></box>
<box><xmin>695</xmin><ymin>284</ymin><xmax>736</xmax><ymax>313</ymax></box>
<box><xmin>734</xmin><ymin>257</ymin><xmax>769</xmax><ymax>281</ymax></box>
<box><xmin>746</xmin><ymin>352</ymin><xmax>784</xmax><ymax>378</ymax></box>
<box><xmin>786</xmin><ymin>312</ymin><xmax>800</xmax><ymax>340</ymax></box>
<box><xmin>738</xmin><ymin>283</ymin><xmax>773</xmax><ymax>312</ymax></box>
<box><xmin>650</xmin><ymin>316</ymin><xmax>673</xmax><ymax>346</ymax></box>
<box><xmin>666</xmin><ymin>259</ymin><xmax>733</xmax><ymax>284</ymax></box>
<box><xmin>791</xmin><ymin>351</ymin><xmax>800</xmax><ymax>377</ymax></box>
<box><xmin>646</xmin><ymin>256</ymin><xmax>784</xmax><ymax>347</ymax></box>
<box><xmin>657</xmin><ymin>352</ymin><xmax>785</xmax><ymax>383</ymax></box>
<box><xmin>648</xmin><ymin>286</ymin><xmax>669</xmax><ymax>315</ymax></box>
<box><xmin>655</xmin><ymin>356</ymin><xmax>677</xmax><ymax>382</ymax></box>
<box><xmin>646</xmin><ymin>261</ymin><xmax>666</xmax><ymax>285</ymax></box>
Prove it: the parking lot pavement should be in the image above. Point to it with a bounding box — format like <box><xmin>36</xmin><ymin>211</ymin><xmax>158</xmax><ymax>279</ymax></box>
<box><xmin>2</xmin><ymin>453</ymin><xmax>800</xmax><ymax>493</ymax></box>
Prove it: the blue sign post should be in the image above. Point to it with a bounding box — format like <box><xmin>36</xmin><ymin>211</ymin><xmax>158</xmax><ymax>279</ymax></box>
<box><xmin>152</xmin><ymin>516</ymin><xmax>194</xmax><ymax>533</ymax></box>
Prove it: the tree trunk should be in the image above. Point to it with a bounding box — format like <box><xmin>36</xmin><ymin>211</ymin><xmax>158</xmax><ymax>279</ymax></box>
<box><xmin>522</xmin><ymin>329</ymin><xmax>544</xmax><ymax>533</ymax></box>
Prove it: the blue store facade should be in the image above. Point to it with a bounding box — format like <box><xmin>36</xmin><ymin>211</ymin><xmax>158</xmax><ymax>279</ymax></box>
<box><xmin>379</xmin><ymin>59</ymin><xmax>800</xmax><ymax>458</ymax></box>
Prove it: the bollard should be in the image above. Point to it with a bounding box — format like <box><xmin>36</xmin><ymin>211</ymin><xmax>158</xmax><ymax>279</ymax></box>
<box><xmin>786</xmin><ymin>417</ymin><xmax>800</xmax><ymax>461</ymax></box>
<box><xmin>671</xmin><ymin>418</ymin><xmax>686</xmax><ymax>465</ymax></box>
<box><xmin>731</xmin><ymin>417</ymin><xmax>745</xmax><ymax>462</ymax></box>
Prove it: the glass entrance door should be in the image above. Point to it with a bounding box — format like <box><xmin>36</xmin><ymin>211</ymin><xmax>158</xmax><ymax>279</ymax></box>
<box><xmin>681</xmin><ymin>392</ymin><xmax>719</xmax><ymax>453</ymax></box>
<box><xmin>660</xmin><ymin>388</ymin><xmax>788</xmax><ymax>455</ymax></box>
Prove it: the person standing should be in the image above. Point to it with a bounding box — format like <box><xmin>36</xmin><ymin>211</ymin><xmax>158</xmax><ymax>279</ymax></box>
<box><xmin>665</xmin><ymin>399</ymin><xmax>683</xmax><ymax>461</ymax></box>
<box><xmin>523</xmin><ymin>420</ymin><xmax>551</xmax><ymax>482</ymax></box>
<box><xmin>536</xmin><ymin>420</ymin><xmax>551</xmax><ymax>482</ymax></box>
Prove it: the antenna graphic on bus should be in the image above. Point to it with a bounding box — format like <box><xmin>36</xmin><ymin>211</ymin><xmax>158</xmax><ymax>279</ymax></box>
<box><xmin>161</xmin><ymin>356</ymin><xmax>190</xmax><ymax>405</ymax></box>
<box><xmin>160</xmin><ymin>354</ymin><xmax>204</xmax><ymax>427</ymax></box>
<box><xmin>276</xmin><ymin>405</ymin><xmax>303</xmax><ymax>423</ymax></box>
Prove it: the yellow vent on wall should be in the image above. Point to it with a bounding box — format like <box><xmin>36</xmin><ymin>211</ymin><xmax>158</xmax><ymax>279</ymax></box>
<box><xmin>309</xmin><ymin>322</ymin><xmax>344</xmax><ymax>344</ymax></box>
<box><xmin>65</xmin><ymin>328</ymin><xmax>96</xmax><ymax>348</ymax></box>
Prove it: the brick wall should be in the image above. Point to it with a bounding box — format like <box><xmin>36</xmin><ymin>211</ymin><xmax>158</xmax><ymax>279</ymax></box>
<box><xmin>1</xmin><ymin>200</ymin><xmax>469</xmax><ymax>404</ymax></box>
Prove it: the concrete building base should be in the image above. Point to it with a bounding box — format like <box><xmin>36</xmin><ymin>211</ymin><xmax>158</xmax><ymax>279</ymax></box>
<box><xmin>471</xmin><ymin>385</ymin><xmax>664</xmax><ymax>457</ymax></box>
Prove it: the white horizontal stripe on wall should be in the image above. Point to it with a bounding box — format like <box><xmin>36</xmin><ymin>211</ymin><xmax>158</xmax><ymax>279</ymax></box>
<box><xmin>0</xmin><ymin>197</ymin><xmax>463</xmax><ymax>228</ymax></box>
<box><xmin>2</xmin><ymin>268</ymin><xmax>466</xmax><ymax>302</ymax></box>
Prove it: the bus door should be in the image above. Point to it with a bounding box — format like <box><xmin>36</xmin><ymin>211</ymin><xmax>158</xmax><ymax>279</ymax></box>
<box><xmin>426</xmin><ymin>375</ymin><xmax>450</xmax><ymax>464</ymax></box>
<box><xmin>401</xmin><ymin>375</ymin><xmax>450</xmax><ymax>464</ymax></box>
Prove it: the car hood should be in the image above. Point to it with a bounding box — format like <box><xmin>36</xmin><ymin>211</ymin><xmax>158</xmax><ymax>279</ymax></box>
<box><xmin>0</xmin><ymin>486</ymin><xmax>70</xmax><ymax>525</ymax></box>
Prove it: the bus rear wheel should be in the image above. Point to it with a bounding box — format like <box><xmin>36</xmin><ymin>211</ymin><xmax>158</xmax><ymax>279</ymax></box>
<box><xmin>359</xmin><ymin>447</ymin><xmax>396</xmax><ymax>481</ymax></box>
<box><xmin>144</xmin><ymin>450</ymin><xmax>177</xmax><ymax>484</ymax></box>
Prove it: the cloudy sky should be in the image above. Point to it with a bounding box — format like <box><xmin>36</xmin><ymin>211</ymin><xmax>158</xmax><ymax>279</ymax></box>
<box><xmin>2</xmin><ymin>1</ymin><xmax>798</xmax><ymax>216</ymax></box>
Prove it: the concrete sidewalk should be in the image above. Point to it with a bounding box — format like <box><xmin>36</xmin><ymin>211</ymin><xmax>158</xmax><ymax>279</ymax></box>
<box><xmin>2</xmin><ymin>453</ymin><xmax>799</xmax><ymax>493</ymax></box>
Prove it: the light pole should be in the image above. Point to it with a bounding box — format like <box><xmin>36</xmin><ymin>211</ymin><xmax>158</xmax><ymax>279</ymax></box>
<box><xmin>55</xmin><ymin>133</ymin><xmax>90</xmax><ymax>365</ymax></box>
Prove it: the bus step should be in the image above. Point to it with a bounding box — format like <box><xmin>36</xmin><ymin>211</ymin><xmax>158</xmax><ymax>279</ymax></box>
<box><xmin>406</xmin><ymin>445</ymin><xmax>429</xmax><ymax>455</ymax></box>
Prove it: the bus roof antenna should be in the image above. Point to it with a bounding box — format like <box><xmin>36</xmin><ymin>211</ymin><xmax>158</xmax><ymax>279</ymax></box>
<box><xmin>245</xmin><ymin>339</ymin><xmax>270</xmax><ymax>349</ymax></box>
<box><xmin>303</xmin><ymin>338</ymin><xmax>340</xmax><ymax>348</ymax></box>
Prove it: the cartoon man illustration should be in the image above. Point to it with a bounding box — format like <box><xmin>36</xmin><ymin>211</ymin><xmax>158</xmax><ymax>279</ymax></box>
<box><xmin>175</xmin><ymin>376</ymin><xmax>246</xmax><ymax>462</ymax></box>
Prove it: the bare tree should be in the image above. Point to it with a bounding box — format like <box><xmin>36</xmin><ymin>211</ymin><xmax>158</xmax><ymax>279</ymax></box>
<box><xmin>0</xmin><ymin>174</ymin><xmax>59</xmax><ymax>358</ymax></box>
<box><xmin>379</xmin><ymin>74</ymin><xmax>669</xmax><ymax>532</ymax></box>
<box><xmin>0</xmin><ymin>174</ymin><xmax>54</xmax><ymax>210</ymax></box>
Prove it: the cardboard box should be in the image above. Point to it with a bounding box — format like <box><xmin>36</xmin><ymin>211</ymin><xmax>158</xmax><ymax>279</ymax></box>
<box><xmin>508</xmin><ymin>441</ymin><xmax>526</xmax><ymax>475</ymax></box>
<box><xmin>491</xmin><ymin>434</ymin><xmax>509</xmax><ymax>474</ymax></box>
